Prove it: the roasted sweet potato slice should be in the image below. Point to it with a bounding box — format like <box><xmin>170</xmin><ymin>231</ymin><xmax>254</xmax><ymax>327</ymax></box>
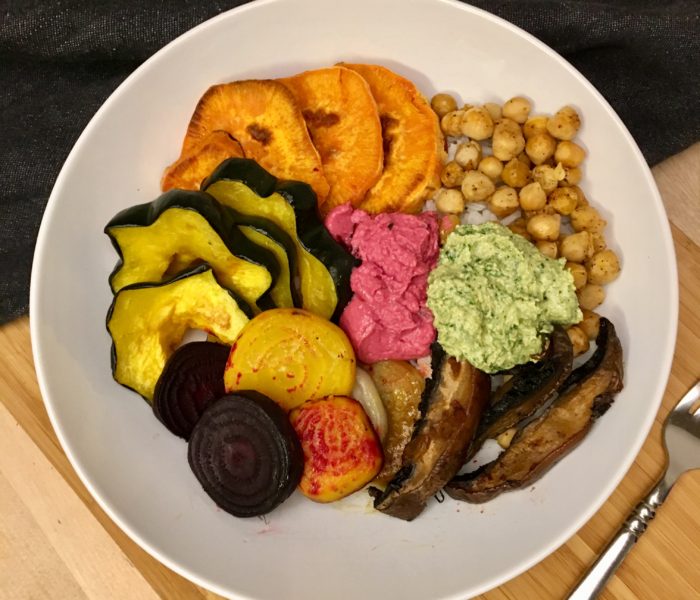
<box><xmin>342</xmin><ymin>64</ymin><xmax>445</xmax><ymax>214</ymax></box>
<box><xmin>161</xmin><ymin>131</ymin><xmax>244</xmax><ymax>192</ymax></box>
<box><xmin>180</xmin><ymin>80</ymin><xmax>329</xmax><ymax>202</ymax></box>
<box><xmin>280</xmin><ymin>67</ymin><xmax>383</xmax><ymax>213</ymax></box>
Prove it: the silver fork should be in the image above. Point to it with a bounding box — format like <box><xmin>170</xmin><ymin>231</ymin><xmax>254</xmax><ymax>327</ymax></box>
<box><xmin>568</xmin><ymin>380</ymin><xmax>700</xmax><ymax>599</ymax></box>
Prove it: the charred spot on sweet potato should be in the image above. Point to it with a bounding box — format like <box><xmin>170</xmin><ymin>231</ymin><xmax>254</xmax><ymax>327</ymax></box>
<box><xmin>302</xmin><ymin>109</ymin><xmax>341</xmax><ymax>128</ymax></box>
<box><xmin>246</xmin><ymin>123</ymin><xmax>273</xmax><ymax>145</ymax></box>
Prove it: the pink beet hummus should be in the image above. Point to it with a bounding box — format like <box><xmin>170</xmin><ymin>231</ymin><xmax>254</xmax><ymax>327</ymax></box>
<box><xmin>325</xmin><ymin>204</ymin><xmax>440</xmax><ymax>363</ymax></box>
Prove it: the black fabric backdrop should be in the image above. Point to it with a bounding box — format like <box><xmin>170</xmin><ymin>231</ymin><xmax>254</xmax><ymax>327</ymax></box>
<box><xmin>1</xmin><ymin>0</ymin><xmax>699</xmax><ymax>324</ymax></box>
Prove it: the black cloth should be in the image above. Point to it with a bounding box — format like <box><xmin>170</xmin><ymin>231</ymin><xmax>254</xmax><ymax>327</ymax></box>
<box><xmin>1</xmin><ymin>0</ymin><xmax>698</xmax><ymax>324</ymax></box>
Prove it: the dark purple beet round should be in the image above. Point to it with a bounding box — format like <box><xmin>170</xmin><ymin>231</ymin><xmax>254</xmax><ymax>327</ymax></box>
<box><xmin>187</xmin><ymin>393</ymin><xmax>303</xmax><ymax>518</ymax></box>
<box><xmin>153</xmin><ymin>342</ymin><xmax>230</xmax><ymax>439</ymax></box>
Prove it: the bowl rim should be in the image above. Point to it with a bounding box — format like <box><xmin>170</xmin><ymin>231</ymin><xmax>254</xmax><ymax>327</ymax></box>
<box><xmin>29</xmin><ymin>0</ymin><xmax>679</xmax><ymax>597</ymax></box>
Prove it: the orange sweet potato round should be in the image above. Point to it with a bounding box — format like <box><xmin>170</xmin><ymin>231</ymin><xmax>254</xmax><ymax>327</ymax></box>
<box><xmin>161</xmin><ymin>131</ymin><xmax>244</xmax><ymax>192</ymax></box>
<box><xmin>179</xmin><ymin>80</ymin><xmax>329</xmax><ymax>202</ymax></box>
<box><xmin>280</xmin><ymin>66</ymin><xmax>383</xmax><ymax>214</ymax></box>
<box><xmin>342</xmin><ymin>63</ymin><xmax>445</xmax><ymax>214</ymax></box>
<box><xmin>290</xmin><ymin>395</ymin><xmax>383</xmax><ymax>503</ymax></box>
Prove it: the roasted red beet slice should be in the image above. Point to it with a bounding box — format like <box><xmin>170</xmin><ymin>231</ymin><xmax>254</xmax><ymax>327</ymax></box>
<box><xmin>188</xmin><ymin>393</ymin><xmax>303</xmax><ymax>517</ymax></box>
<box><xmin>153</xmin><ymin>342</ymin><xmax>229</xmax><ymax>439</ymax></box>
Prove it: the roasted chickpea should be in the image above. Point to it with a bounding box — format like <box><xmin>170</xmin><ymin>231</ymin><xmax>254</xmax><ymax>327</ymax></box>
<box><xmin>523</xmin><ymin>115</ymin><xmax>548</xmax><ymax>138</ymax></box>
<box><xmin>526</xmin><ymin>213</ymin><xmax>561</xmax><ymax>241</ymax></box>
<box><xmin>431</xmin><ymin>93</ymin><xmax>458</xmax><ymax>118</ymax></box>
<box><xmin>591</xmin><ymin>232</ymin><xmax>607</xmax><ymax>253</ymax></box>
<box><xmin>484</xmin><ymin>102</ymin><xmax>502</xmax><ymax>121</ymax></box>
<box><xmin>478</xmin><ymin>156</ymin><xmax>504</xmax><ymax>180</ymax></box>
<box><xmin>577</xmin><ymin>284</ymin><xmax>605</xmax><ymax>310</ymax></box>
<box><xmin>554</xmin><ymin>140</ymin><xmax>586</xmax><ymax>167</ymax></box>
<box><xmin>519</xmin><ymin>182</ymin><xmax>547</xmax><ymax>211</ymax></box>
<box><xmin>587</xmin><ymin>249</ymin><xmax>621</xmax><ymax>285</ymax></box>
<box><xmin>570</xmin><ymin>205</ymin><xmax>606</xmax><ymax>233</ymax></box>
<box><xmin>560</xmin><ymin>231</ymin><xmax>594</xmax><ymax>262</ymax></box>
<box><xmin>561</xmin><ymin>166</ymin><xmax>583</xmax><ymax>186</ymax></box>
<box><xmin>569</xmin><ymin>185</ymin><xmax>588</xmax><ymax>206</ymax></box>
<box><xmin>492</xmin><ymin>118</ymin><xmax>526</xmax><ymax>161</ymax></box>
<box><xmin>460</xmin><ymin>106</ymin><xmax>494</xmax><ymax>140</ymax></box>
<box><xmin>532</xmin><ymin>164</ymin><xmax>564</xmax><ymax>193</ymax></box>
<box><xmin>461</xmin><ymin>170</ymin><xmax>496</xmax><ymax>202</ymax></box>
<box><xmin>579</xmin><ymin>309</ymin><xmax>601</xmax><ymax>340</ymax></box>
<box><xmin>525</xmin><ymin>132</ymin><xmax>556</xmax><ymax>165</ymax></box>
<box><xmin>548</xmin><ymin>187</ymin><xmax>579</xmax><ymax>215</ymax></box>
<box><xmin>441</xmin><ymin>161</ymin><xmax>465</xmax><ymax>188</ymax></box>
<box><xmin>546</xmin><ymin>106</ymin><xmax>581</xmax><ymax>140</ymax></box>
<box><xmin>536</xmin><ymin>240</ymin><xmax>558</xmax><ymax>259</ymax></box>
<box><xmin>501</xmin><ymin>158</ymin><xmax>531</xmax><ymax>188</ymax></box>
<box><xmin>435</xmin><ymin>188</ymin><xmax>466</xmax><ymax>214</ymax></box>
<box><xmin>454</xmin><ymin>140</ymin><xmax>482</xmax><ymax>169</ymax></box>
<box><xmin>517</xmin><ymin>152</ymin><xmax>532</xmax><ymax>168</ymax></box>
<box><xmin>567</xmin><ymin>325</ymin><xmax>590</xmax><ymax>357</ymax></box>
<box><xmin>507</xmin><ymin>217</ymin><xmax>532</xmax><ymax>240</ymax></box>
<box><xmin>488</xmin><ymin>186</ymin><xmax>519</xmax><ymax>218</ymax></box>
<box><xmin>502</xmin><ymin>96</ymin><xmax>531</xmax><ymax>124</ymax></box>
<box><xmin>441</xmin><ymin>109</ymin><xmax>465</xmax><ymax>137</ymax></box>
<box><xmin>565</xmin><ymin>261</ymin><xmax>588</xmax><ymax>290</ymax></box>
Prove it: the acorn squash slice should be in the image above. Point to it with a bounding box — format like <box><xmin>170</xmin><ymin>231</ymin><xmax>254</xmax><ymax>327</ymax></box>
<box><xmin>107</xmin><ymin>265</ymin><xmax>252</xmax><ymax>402</ymax></box>
<box><xmin>161</xmin><ymin>130</ymin><xmax>245</xmax><ymax>192</ymax></box>
<box><xmin>105</xmin><ymin>189</ymin><xmax>279</xmax><ymax>310</ymax></box>
<box><xmin>179</xmin><ymin>79</ymin><xmax>329</xmax><ymax>203</ymax></box>
<box><xmin>342</xmin><ymin>63</ymin><xmax>444</xmax><ymax>214</ymax></box>
<box><xmin>203</xmin><ymin>158</ymin><xmax>354</xmax><ymax>321</ymax></box>
<box><xmin>280</xmin><ymin>66</ymin><xmax>383</xmax><ymax>213</ymax></box>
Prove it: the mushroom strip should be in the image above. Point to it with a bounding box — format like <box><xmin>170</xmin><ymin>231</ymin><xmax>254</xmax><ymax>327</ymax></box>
<box><xmin>446</xmin><ymin>318</ymin><xmax>623</xmax><ymax>503</ymax></box>
<box><xmin>477</xmin><ymin>326</ymin><xmax>573</xmax><ymax>445</ymax></box>
<box><xmin>369</xmin><ymin>345</ymin><xmax>490</xmax><ymax>520</ymax></box>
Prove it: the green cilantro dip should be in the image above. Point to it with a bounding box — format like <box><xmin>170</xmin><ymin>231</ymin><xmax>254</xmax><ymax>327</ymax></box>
<box><xmin>427</xmin><ymin>222</ymin><xmax>581</xmax><ymax>373</ymax></box>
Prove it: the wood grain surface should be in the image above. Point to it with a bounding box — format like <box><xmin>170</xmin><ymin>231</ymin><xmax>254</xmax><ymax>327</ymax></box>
<box><xmin>1</xmin><ymin>143</ymin><xmax>698</xmax><ymax>600</ymax></box>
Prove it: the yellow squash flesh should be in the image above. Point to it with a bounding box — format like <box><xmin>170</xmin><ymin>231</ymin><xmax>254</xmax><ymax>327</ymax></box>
<box><xmin>109</xmin><ymin>207</ymin><xmax>271</xmax><ymax>308</ymax></box>
<box><xmin>109</xmin><ymin>268</ymin><xmax>249</xmax><ymax>402</ymax></box>
<box><xmin>206</xmin><ymin>180</ymin><xmax>337</xmax><ymax>320</ymax></box>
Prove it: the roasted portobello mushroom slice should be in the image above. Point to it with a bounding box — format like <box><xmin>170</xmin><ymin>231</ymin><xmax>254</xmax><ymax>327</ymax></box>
<box><xmin>477</xmin><ymin>326</ymin><xmax>573</xmax><ymax>445</ymax></box>
<box><xmin>369</xmin><ymin>346</ymin><xmax>490</xmax><ymax>520</ymax></box>
<box><xmin>446</xmin><ymin>318</ymin><xmax>623</xmax><ymax>503</ymax></box>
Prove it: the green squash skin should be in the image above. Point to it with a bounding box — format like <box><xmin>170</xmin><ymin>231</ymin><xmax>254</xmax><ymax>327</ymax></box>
<box><xmin>203</xmin><ymin>158</ymin><xmax>356</xmax><ymax>322</ymax></box>
<box><xmin>105</xmin><ymin>264</ymin><xmax>253</xmax><ymax>403</ymax></box>
<box><xmin>225</xmin><ymin>207</ymin><xmax>302</xmax><ymax>308</ymax></box>
<box><xmin>104</xmin><ymin>189</ymin><xmax>279</xmax><ymax>311</ymax></box>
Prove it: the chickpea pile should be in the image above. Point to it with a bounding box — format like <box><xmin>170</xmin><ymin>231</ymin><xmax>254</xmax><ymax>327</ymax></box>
<box><xmin>430</xmin><ymin>93</ymin><xmax>621</xmax><ymax>357</ymax></box>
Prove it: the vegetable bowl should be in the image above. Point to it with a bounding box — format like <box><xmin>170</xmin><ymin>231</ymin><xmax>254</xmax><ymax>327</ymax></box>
<box><xmin>29</xmin><ymin>0</ymin><xmax>677</xmax><ymax>598</ymax></box>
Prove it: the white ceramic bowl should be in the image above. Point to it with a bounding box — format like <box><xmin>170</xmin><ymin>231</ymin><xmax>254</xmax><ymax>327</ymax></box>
<box><xmin>30</xmin><ymin>0</ymin><xmax>678</xmax><ymax>598</ymax></box>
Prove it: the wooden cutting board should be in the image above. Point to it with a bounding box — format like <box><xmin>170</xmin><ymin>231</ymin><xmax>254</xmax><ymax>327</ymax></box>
<box><xmin>1</xmin><ymin>143</ymin><xmax>698</xmax><ymax>600</ymax></box>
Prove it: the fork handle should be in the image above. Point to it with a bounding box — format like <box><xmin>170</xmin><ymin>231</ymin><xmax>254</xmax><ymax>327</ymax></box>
<box><xmin>567</xmin><ymin>476</ymin><xmax>672</xmax><ymax>600</ymax></box>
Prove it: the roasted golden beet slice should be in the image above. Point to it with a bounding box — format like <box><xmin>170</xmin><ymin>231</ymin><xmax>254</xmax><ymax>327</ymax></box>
<box><xmin>290</xmin><ymin>395</ymin><xmax>383</xmax><ymax>503</ymax></box>
<box><xmin>188</xmin><ymin>393</ymin><xmax>303</xmax><ymax>517</ymax></box>
<box><xmin>280</xmin><ymin>67</ymin><xmax>383</xmax><ymax>213</ymax></box>
<box><xmin>180</xmin><ymin>80</ymin><xmax>329</xmax><ymax>202</ymax></box>
<box><xmin>161</xmin><ymin>131</ymin><xmax>244</xmax><ymax>192</ymax></box>
<box><xmin>342</xmin><ymin>64</ymin><xmax>445</xmax><ymax>214</ymax></box>
<box><xmin>224</xmin><ymin>308</ymin><xmax>356</xmax><ymax>412</ymax></box>
<box><xmin>153</xmin><ymin>341</ymin><xmax>230</xmax><ymax>439</ymax></box>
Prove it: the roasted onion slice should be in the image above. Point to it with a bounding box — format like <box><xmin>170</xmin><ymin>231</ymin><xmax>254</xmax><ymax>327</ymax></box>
<box><xmin>188</xmin><ymin>393</ymin><xmax>303</xmax><ymax>517</ymax></box>
<box><xmin>153</xmin><ymin>341</ymin><xmax>229</xmax><ymax>439</ymax></box>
